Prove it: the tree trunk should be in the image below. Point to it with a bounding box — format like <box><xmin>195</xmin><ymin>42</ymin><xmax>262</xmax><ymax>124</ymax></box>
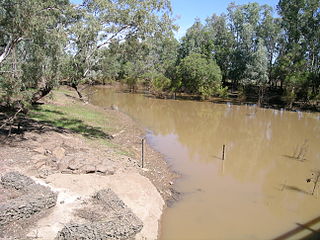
<box><xmin>289</xmin><ymin>87</ymin><xmax>295</xmax><ymax>109</ymax></box>
<box><xmin>257</xmin><ymin>86</ymin><xmax>265</xmax><ymax>107</ymax></box>
<box><xmin>32</xmin><ymin>85</ymin><xmax>53</xmax><ymax>104</ymax></box>
<box><xmin>0</xmin><ymin>37</ymin><xmax>23</xmax><ymax>64</ymax></box>
<box><xmin>71</xmin><ymin>83</ymin><xmax>83</xmax><ymax>99</ymax></box>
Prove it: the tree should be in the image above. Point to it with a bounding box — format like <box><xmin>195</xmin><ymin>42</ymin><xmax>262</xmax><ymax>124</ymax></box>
<box><xmin>242</xmin><ymin>39</ymin><xmax>269</xmax><ymax>105</ymax></box>
<box><xmin>178</xmin><ymin>19</ymin><xmax>214</xmax><ymax>61</ymax></box>
<box><xmin>277</xmin><ymin>0</ymin><xmax>320</xmax><ymax>105</ymax></box>
<box><xmin>258</xmin><ymin>5</ymin><xmax>282</xmax><ymax>81</ymax></box>
<box><xmin>205</xmin><ymin>14</ymin><xmax>234</xmax><ymax>83</ymax></box>
<box><xmin>177</xmin><ymin>53</ymin><xmax>223</xmax><ymax>99</ymax></box>
<box><xmin>63</xmin><ymin>0</ymin><xmax>176</xmax><ymax>98</ymax></box>
<box><xmin>0</xmin><ymin>0</ymin><xmax>71</xmax><ymax>107</ymax></box>
<box><xmin>99</xmin><ymin>52</ymin><xmax>121</xmax><ymax>84</ymax></box>
<box><xmin>148</xmin><ymin>72</ymin><xmax>171</xmax><ymax>96</ymax></box>
<box><xmin>227</xmin><ymin>3</ymin><xmax>261</xmax><ymax>89</ymax></box>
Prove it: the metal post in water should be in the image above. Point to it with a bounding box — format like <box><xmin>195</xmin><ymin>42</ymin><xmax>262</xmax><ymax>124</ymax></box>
<box><xmin>141</xmin><ymin>138</ymin><xmax>145</xmax><ymax>168</ymax></box>
<box><xmin>312</xmin><ymin>173</ymin><xmax>320</xmax><ymax>195</ymax></box>
<box><xmin>222</xmin><ymin>144</ymin><xmax>225</xmax><ymax>160</ymax></box>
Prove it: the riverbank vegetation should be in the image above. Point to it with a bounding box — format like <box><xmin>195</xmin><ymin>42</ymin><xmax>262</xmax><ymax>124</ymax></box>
<box><xmin>0</xmin><ymin>0</ymin><xmax>319</xmax><ymax>123</ymax></box>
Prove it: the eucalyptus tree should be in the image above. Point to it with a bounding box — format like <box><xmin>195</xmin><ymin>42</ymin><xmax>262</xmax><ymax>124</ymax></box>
<box><xmin>64</xmin><ymin>0</ymin><xmax>176</xmax><ymax>98</ymax></box>
<box><xmin>0</xmin><ymin>0</ymin><xmax>72</xmax><ymax>108</ymax></box>
<box><xmin>227</xmin><ymin>2</ymin><xmax>261</xmax><ymax>88</ymax></box>
<box><xmin>140</xmin><ymin>35</ymin><xmax>179</xmax><ymax>92</ymax></box>
<box><xmin>98</xmin><ymin>46</ymin><xmax>122</xmax><ymax>84</ymax></box>
<box><xmin>242</xmin><ymin>39</ymin><xmax>269</xmax><ymax>105</ymax></box>
<box><xmin>277</xmin><ymin>0</ymin><xmax>320</xmax><ymax>105</ymax></box>
<box><xmin>177</xmin><ymin>19</ymin><xmax>213</xmax><ymax>61</ymax></box>
<box><xmin>226</xmin><ymin>2</ymin><xmax>282</xmax><ymax>91</ymax></box>
<box><xmin>302</xmin><ymin>0</ymin><xmax>320</xmax><ymax>99</ymax></box>
<box><xmin>258</xmin><ymin>5</ymin><xmax>282</xmax><ymax>81</ymax></box>
<box><xmin>204</xmin><ymin>14</ymin><xmax>234</xmax><ymax>83</ymax></box>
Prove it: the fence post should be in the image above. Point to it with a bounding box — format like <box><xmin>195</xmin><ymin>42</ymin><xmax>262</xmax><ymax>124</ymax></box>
<box><xmin>222</xmin><ymin>144</ymin><xmax>225</xmax><ymax>160</ymax></box>
<box><xmin>141</xmin><ymin>138</ymin><xmax>145</xmax><ymax>168</ymax></box>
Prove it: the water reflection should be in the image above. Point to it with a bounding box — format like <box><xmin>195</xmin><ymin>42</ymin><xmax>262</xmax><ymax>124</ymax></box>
<box><xmin>90</xmin><ymin>88</ymin><xmax>320</xmax><ymax>240</ymax></box>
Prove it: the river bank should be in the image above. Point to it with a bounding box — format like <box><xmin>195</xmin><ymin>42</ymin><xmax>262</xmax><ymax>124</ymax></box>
<box><xmin>89</xmin><ymin>85</ymin><xmax>320</xmax><ymax>239</ymax></box>
<box><xmin>0</xmin><ymin>86</ymin><xmax>177</xmax><ymax>240</ymax></box>
<box><xmin>103</xmin><ymin>82</ymin><xmax>319</xmax><ymax>113</ymax></box>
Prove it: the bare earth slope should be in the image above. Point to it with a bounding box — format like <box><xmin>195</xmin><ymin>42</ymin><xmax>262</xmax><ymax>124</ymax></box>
<box><xmin>0</xmin><ymin>87</ymin><xmax>177</xmax><ymax>240</ymax></box>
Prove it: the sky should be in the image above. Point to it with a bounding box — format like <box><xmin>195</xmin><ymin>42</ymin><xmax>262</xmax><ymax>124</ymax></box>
<box><xmin>171</xmin><ymin>0</ymin><xmax>279</xmax><ymax>39</ymax></box>
<box><xmin>70</xmin><ymin>0</ymin><xmax>279</xmax><ymax>39</ymax></box>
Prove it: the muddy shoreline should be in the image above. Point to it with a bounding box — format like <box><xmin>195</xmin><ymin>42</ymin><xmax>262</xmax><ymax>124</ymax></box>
<box><xmin>0</xmin><ymin>87</ymin><xmax>178</xmax><ymax>239</ymax></box>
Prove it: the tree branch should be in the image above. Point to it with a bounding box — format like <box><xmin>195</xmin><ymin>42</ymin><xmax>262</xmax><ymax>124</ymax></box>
<box><xmin>97</xmin><ymin>24</ymin><xmax>133</xmax><ymax>49</ymax></box>
<box><xmin>0</xmin><ymin>37</ymin><xmax>23</xmax><ymax>64</ymax></box>
<box><xmin>0</xmin><ymin>108</ymin><xmax>22</xmax><ymax>130</ymax></box>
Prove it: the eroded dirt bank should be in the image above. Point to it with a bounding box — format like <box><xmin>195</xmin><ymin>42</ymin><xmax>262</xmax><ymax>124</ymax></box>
<box><xmin>0</xmin><ymin>87</ymin><xmax>177</xmax><ymax>240</ymax></box>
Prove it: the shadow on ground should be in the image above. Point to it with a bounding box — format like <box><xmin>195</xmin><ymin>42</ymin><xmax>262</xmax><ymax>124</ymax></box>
<box><xmin>0</xmin><ymin>108</ymin><xmax>113</xmax><ymax>143</ymax></box>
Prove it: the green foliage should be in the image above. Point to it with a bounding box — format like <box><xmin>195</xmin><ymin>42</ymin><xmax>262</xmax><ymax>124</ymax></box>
<box><xmin>177</xmin><ymin>53</ymin><xmax>222</xmax><ymax>99</ymax></box>
<box><xmin>1</xmin><ymin>0</ymin><xmax>319</xmax><ymax>108</ymax></box>
<box><xmin>277</xmin><ymin>0</ymin><xmax>320</xmax><ymax>101</ymax></box>
<box><xmin>99</xmin><ymin>53</ymin><xmax>121</xmax><ymax>84</ymax></box>
<box><xmin>150</xmin><ymin>74</ymin><xmax>171</xmax><ymax>94</ymax></box>
<box><xmin>205</xmin><ymin>14</ymin><xmax>234</xmax><ymax>82</ymax></box>
<box><xmin>121</xmin><ymin>61</ymin><xmax>143</xmax><ymax>92</ymax></box>
<box><xmin>174</xmin><ymin>0</ymin><xmax>319</xmax><ymax>105</ymax></box>
<box><xmin>242</xmin><ymin>39</ymin><xmax>269</xmax><ymax>86</ymax></box>
<box><xmin>216</xmin><ymin>86</ymin><xmax>229</xmax><ymax>99</ymax></box>
<box><xmin>63</xmin><ymin>0</ymin><xmax>176</xmax><ymax>91</ymax></box>
<box><xmin>0</xmin><ymin>0</ymin><xmax>71</xmax><ymax>107</ymax></box>
<box><xmin>178</xmin><ymin>19</ymin><xmax>211</xmax><ymax>60</ymax></box>
<box><xmin>283</xmin><ymin>71</ymin><xmax>310</xmax><ymax>106</ymax></box>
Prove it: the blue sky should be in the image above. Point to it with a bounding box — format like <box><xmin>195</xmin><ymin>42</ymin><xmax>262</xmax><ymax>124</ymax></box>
<box><xmin>171</xmin><ymin>0</ymin><xmax>279</xmax><ymax>39</ymax></box>
<box><xmin>70</xmin><ymin>0</ymin><xmax>279</xmax><ymax>39</ymax></box>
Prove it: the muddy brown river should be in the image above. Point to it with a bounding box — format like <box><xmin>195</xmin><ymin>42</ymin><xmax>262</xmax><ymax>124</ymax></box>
<box><xmin>90</xmin><ymin>87</ymin><xmax>320</xmax><ymax>240</ymax></box>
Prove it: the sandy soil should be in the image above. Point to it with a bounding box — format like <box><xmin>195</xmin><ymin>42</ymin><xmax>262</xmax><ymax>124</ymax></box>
<box><xmin>0</xmin><ymin>88</ymin><xmax>178</xmax><ymax>239</ymax></box>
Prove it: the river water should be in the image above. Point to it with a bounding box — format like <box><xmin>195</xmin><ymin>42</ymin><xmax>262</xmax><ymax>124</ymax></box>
<box><xmin>90</xmin><ymin>87</ymin><xmax>320</xmax><ymax>240</ymax></box>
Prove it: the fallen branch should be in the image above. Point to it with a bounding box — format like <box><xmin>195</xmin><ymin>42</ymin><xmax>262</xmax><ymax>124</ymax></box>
<box><xmin>0</xmin><ymin>108</ymin><xmax>23</xmax><ymax>137</ymax></box>
<box><xmin>0</xmin><ymin>108</ymin><xmax>22</xmax><ymax>129</ymax></box>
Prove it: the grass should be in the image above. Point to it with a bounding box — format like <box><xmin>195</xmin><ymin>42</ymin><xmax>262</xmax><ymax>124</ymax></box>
<box><xmin>30</xmin><ymin>88</ymin><xmax>115</xmax><ymax>141</ymax></box>
<box><xmin>30</xmin><ymin>104</ymin><xmax>114</xmax><ymax>139</ymax></box>
<box><xmin>29</xmin><ymin>88</ymin><xmax>134</xmax><ymax>157</ymax></box>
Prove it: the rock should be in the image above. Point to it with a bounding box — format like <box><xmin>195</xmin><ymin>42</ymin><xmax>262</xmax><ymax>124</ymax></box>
<box><xmin>31</xmin><ymin>155</ymin><xmax>47</xmax><ymax>162</ymax></box>
<box><xmin>33</xmin><ymin>147</ymin><xmax>46</xmax><ymax>155</ymax></box>
<box><xmin>57</xmin><ymin>160</ymin><xmax>68</xmax><ymax>171</ymax></box>
<box><xmin>56</xmin><ymin>189</ymin><xmax>143</xmax><ymax>240</ymax></box>
<box><xmin>166</xmin><ymin>188</ymin><xmax>183</xmax><ymax>208</ymax></box>
<box><xmin>34</xmin><ymin>161</ymin><xmax>46</xmax><ymax>169</ymax></box>
<box><xmin>1</xmin><ymin>172</ymin><xmax>34</xmax><ymax>190</ymax></box>
<box><xmin>0</xmin><ymin>172</ymin><xmax>57</xmax><ymax>227</ymax></box>
<box><xmin>44</xmin><ymin>150</ymin><xmax>52</xmax><ymax>156</ymax></box>
<box><xmin>110</xmin><ymin>104</ymin><xmax>119</xmax><ymax>111</ymax></box>
<box><xmin>81</xmin><ymin>165</ymin><xmax>96</xmax><ymax>174</ymax></box>
<box><xmin>67</xmin><ymin>160</ymin><xmax>82</xmax><ymax>171</ymax></box>
<box><xmin>52</xmin><ymin>147</ymin><xmax>65</xmax><ymax>160</ymax></box>
<box><xmin>95</xmin><ymin>164</ymin><xmax>115</xmax><ymax>175</ymax></box>
<box><xmin>38</xmin><ymin>169</ymin><xmax>50</xmax><ymax>179</ymax></box>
